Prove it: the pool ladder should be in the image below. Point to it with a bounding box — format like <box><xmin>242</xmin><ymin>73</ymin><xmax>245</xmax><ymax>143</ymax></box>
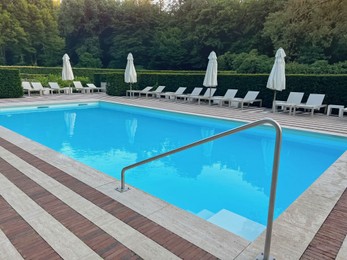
<box><xmin>117</xmin><ymin>118</ymin><xmax>282</xmax><ymax>260</ymax></box>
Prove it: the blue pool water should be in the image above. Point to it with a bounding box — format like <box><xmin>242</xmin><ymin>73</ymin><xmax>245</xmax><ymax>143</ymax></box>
<box><xmin>1</xmin><ymin>101</ymin><xmax>346</xmax><ymax>240</ymax></box>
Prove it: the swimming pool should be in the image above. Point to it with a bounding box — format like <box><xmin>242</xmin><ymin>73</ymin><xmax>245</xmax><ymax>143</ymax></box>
<box><xmin>1</xmin><ymin>101</ymin><xmax>346</xmax><ymax>241</ymax></box>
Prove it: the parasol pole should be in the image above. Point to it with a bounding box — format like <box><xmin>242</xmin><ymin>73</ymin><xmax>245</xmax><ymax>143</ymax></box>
<box><xmin>272</xmin><ymin>90</ymin><xmax>277</xmax><ymax>113</ymax></box>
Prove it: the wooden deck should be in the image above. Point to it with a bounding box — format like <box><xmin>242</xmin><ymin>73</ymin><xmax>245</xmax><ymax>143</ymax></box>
<box><xmin>0</xmin><ymin>137</ymin><xmax>215</xmax><ymax>259</ymax></box>
<box><xmin>0</xmin><ymin>93</ymin><xmax>346</xmax><ymax>259</ymax></box>
<box><xmin>300</xmin><ymin>189</ymin><xmax>347</xmax><ymax>259</ymax></box>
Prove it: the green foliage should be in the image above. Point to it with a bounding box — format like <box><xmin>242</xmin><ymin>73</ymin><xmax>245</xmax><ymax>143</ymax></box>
<box><xmin>219</xmin><ymin>51</ymin><xmax>347</xmax><ymax>74</ymax></box>
<box><xmin>0</xmin><ymin>65</ymin><xmax>118</xmax><ymax>80</ymax></box>
<box><xmin>167</xmin><ymin>0</ymin><xmax>282</xmax><ymax>69</ymax></box>
<box><xmin>58</xmin><ymin>0</ymin><xmax>156</xmax><ymax>69</ymax></box>
<box><xmin>25</xmin><ymin>74</ymin><xmax>91</xmax><ymax>88</ymax></box>
<box><xmin>107</xmin><ymin>1</ymin><xmax>161</xmax><ymax>69</ymax></box>
<box><xmin>150</xmin><ymin>27</ymin><xmax>188</xmax><ymax>69</ymax></box>
<box><xmin>0</xmin><ymin>69</ymin><xmax>23</xmax><ymax>98</ymax></box>
<box><xmin>286</xmin><ymin>61</ymin><xmax>347</xmax><ymax>74</ymax></box>
<box><xmin>219</xmin><ymin>50</ymin><xmax>273</xmax><ymax>73</ymax></box>
<box><xmin>1</xmin><ymin>0</ymin><xmax>346</xmax><ymax>71</ymax></box>
<box><xmin>76</xmin><ymin>51</ymin><xmax>102</xmax><ymax>68</ymax></box>
<box><xmin>0</xmin><ymin>4</ymin><xmax>26</xmax><ymax>65</ymax></box>
<box><xmin>104</xmin><ymin>73</ymin><xmax>128</xmax><ymax>96</ymax></box>
<box><xmin>263</xmin><ymin>0</ymin><xmax>347</xmax><ymax>64</ymax></box>
<box><xmin>0</xmin><ymin>0</ymin><xmax>63</xmax><ymax>66</ymax></box>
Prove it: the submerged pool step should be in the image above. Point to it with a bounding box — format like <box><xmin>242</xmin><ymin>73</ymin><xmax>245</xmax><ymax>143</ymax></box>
<box><xmin>206</xmin><ymin>209</ymin><xmax>266</xmax><ymax>241</ymax></box>
<box><xmin>196</xmin><ymin>209</ymin><xmax>215</xmax><ymax>220</ymax></box>
<box><xmin>196</xmin><ymin>208</ymin><xmax>266</xmax><ymax>241</ymax></box>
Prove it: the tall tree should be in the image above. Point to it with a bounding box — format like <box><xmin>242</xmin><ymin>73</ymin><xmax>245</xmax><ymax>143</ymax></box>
<box><xmin>1</xmin><ymin>0</ymin><xmax>346</xmax><ymax>69</ymax></box>
<box><xmin>107</xmin><ymin>0</ymin><xmax>161</xmax><ymax>68</ymax></box>
<box><xmin>167</xmin><ymin>0</ymin><xmax>282</xmax><ymax>69</ymax></box>
<box><xmin>263</xmin><ymin>0</ymin><xmax>347</xmax><ymax>63</ymax></box>
<box><xmin>0</xmin><ymin>4</ymin><xmax>27</xmax><ymax>64</ymax></box>
<box><xmin>59</xmin><ymin>0</ymin><xmax>115</xmax><ymax>67</ymax></box>
<box><xmin>1</xmin><ymin>0</ymin><xmax>63</xmax><ymax>65</ymax></box>
<box><xmin>149</xmin><ymin>27</ymin><xmax>188</xmax><ymax>69</ymax></box>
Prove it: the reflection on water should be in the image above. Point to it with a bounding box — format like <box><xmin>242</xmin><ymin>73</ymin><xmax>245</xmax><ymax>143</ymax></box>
<box><xmin>125</xmin><ymin>118</ymin><xmax>137</xmax><ymax>144</ymax></box>
<box><xmin>64</xmin><ymin>112</ymin><xmax>76</xmax><ymax>137</ymax></box>
<box><xmin>61</xmin><ymin>142</ymin><xmax>75</xmax><ymax>156</ymax></box>
<box><xmin>200</xmin><ymin>127</ymin><xmax>215</xmax><ymax>157</ymax></box>
<box><xmin>61</xmin><ymin>141</ymin><xmax>138</xmax><ymax>173</ymax></box>
<box><xmin>261</xmin><ymin>137</ymin><xmax>275</xmax><ymax>176</ymax></box>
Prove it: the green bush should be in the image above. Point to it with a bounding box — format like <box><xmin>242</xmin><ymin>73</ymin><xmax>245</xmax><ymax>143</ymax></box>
<box><xmin>103</xmin><ymin>73</ymin><xmax>128</xmax><ymax>96</ymax></box>
<box><xmin>21</xmin><ymin>73</ymin><xmax>91</xmax><ymax>88</ymax></box>
<box><xmin>0</xmin><ymin>69</ymin><xmax>23</xmax><ymax>98</ymax></box>
<box><xmin>0</xmin><ymin>65</ymin><xmax>122</xmax><ymax>80</ymax></box>
<box><xmin>219</xmin><ymin>50</ymin><xmax>276</xmax><ymax>73</ymax></box>
<box><xmin>218</xmin><ymin>51</ymin><xmax>347</xmax><ymax>74</ymax></box>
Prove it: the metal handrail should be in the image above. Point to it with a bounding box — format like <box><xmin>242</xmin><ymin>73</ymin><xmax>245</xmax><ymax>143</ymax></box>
<box><xmin>117</xmin><ymin>118</ymin><xmax>282</xmax><ymax>260</ymax></box>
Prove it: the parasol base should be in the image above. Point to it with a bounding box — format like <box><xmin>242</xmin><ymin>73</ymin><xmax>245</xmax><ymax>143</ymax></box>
<box><xmin>255</xmin><ymin>252</ymin><xmax>275</xmax><ymax>260</ymax></box>
<box><xmin>116</xmin><ymin>187</ymin><xmax>130</xmax><ymax>193</ymax></box>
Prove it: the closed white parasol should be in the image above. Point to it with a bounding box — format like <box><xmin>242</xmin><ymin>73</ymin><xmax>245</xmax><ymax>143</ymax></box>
<box><xmin>124</xmin><ymin>53</ymin><xmax>137</xmax><ymax>91</ymax></box>
<box><xmin>266</xmin><ymin>48</ymin><xmax>286</xmax><ymax>111</ymax></box>
<box><xmin>203</xmin><ymin>51</ymin><xmax>218</xmax><ymax>98</ymax></box>
<box><xmin>62</xmin><ymin>54</ymin><xmax>74</xmax><ymax>81</ymax></box>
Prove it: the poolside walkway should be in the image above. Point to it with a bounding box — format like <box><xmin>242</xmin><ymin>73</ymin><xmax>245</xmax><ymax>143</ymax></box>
<box><xmin>0</xmin><ymin>93</ymin><xmax>346</xmax><ymax>259</ymax></box>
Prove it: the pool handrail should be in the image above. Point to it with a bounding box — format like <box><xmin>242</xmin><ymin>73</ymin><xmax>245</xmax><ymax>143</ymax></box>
<box><xmin>117</xmin><ymin>118</ymin><xmax>282</xmax><ymax>260</ymax></box>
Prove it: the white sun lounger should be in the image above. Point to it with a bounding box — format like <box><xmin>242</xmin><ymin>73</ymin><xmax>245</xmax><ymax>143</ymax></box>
<box><xmin>293</xmin><ymin>94</ymin><xmax>327</xmax><ymax>116</ymax></box>
<box><xmin>229</xmin><ymin>91</ymin><xmax>262</xmax><ymax>109</ymax></box>
<box><xmin>194</xmin><ymin>88</ymin><xmax>217</xmax><ymax>104</ymax></box>
<box><xmin>210</xmin><ymin>89</ymin><xmax>238</xmax><ymax>106</ymax></box>
<box><xmin>142</xmin><ymin>85</ymin><xmax>166</xmax><ymax>98</ymax></box>
<box><xmin>159</xmin><ymin>87</ymin><xmax>187</xmax><ymax>100</ymax></box>
<box><xmin>126</xmin><ymin>86</ymin><xmax>153</xmax><ymax>97</ymax></box>
<box><xmin>22</xmin><ymin>81</ymin><xmax>36</xmax><ymax>96</ymax></box>
<box><xmin>87</xmin><ymin>83</ymin><xmax>103</xmax><ymax>93</ymax></box>
<box><xmin>48</xmin><ymin>82</ymin><xmax>70</xmax><ymax>94</ymax></box>
<box><xmin>31</xmin><ymin>82</ymin><xmax>54</xmax><ymax>95</ymax></box>
<box><xmin>273</xmin><ymin>92</ymin><xmax>304</xmax><ymax>114</ymax></box>
<box><xmin>100</xmin><ymin>82</ymin><xmax>107</xmax><ymax>92</ymax></box>
<box><xmin>175</xmin><ymin>87</ymin><xmax>203</xmax><ymax>102</ymax></box>
<box><xmin>73</xmin><ymin>81</ymin><xmax>93</xmax><ymax>94</ymax></box>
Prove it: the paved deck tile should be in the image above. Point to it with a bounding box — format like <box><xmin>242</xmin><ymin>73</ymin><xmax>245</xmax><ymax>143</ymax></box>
<box><xmin>0</xmin><ymin>137</ymin><xmax>218</xmax><ymax>259</ymax></box>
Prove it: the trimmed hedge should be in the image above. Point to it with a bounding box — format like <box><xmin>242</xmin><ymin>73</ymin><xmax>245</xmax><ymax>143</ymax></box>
<box><xmin>0</xmin><ymin>69</ymin><xmax>23</xmax><ymax>98</ymax></box>
<box><xmin>0</xmin><ymin>65</ymin><xmax>118</xmax><ymax>80</ymax></box>
<box><xmin>1</xmin><ymin>65</ymin><xmax>345</xmax><ymax>107</ymax></box>
<box><xmin>95</xmin><ymin>72</ymin><xmax>347</xmax><ymax>108</ymax></box>
<box><xmin>1</xmin><ymin>65</ymin><xmax>231</xmax><ymax>80</ymax></box>
<box><xmin>285</xmin><ymin>75</ymin><xmax>347</xmax><ymax>108</ymax></box>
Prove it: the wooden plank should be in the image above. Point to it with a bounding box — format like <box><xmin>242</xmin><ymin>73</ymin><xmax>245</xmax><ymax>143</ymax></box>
<box><xmin>0</xmin><ymin>195</ymin><xmax>62</xmax><ymax>259</ymax></box>
<box><xmin>0</xmin><ymin>157</ymin><xmax>141</xmax><ymax>260</ymax></box>
<box><xmin>300</xmin><ymin>189</ymin><xmax>347</xmax><ymax>259</ymax></box>
<box><xmin>0</xmin><ymin>138</ymin><xmax>219</xmax><ymax>259</ymax></box>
